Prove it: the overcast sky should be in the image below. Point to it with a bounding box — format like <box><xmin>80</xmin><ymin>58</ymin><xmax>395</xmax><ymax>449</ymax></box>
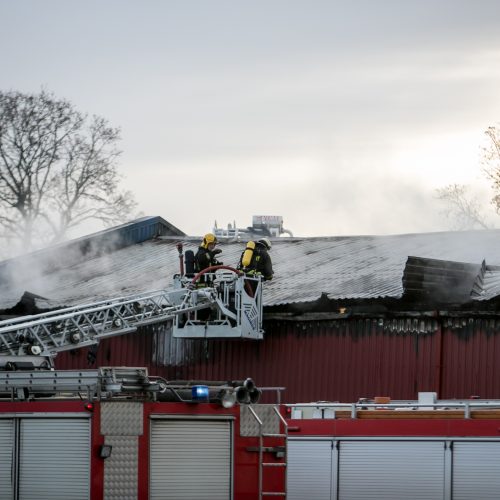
<box><xmin>2</xmin><ymin>0</ymin><xmax>500</xmax><ymax>237</ymax></box>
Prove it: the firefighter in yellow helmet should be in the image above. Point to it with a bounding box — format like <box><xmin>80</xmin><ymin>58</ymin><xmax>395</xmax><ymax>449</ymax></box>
<box><xmin>194</xmin><ymin>233</ymin><xmax>223</xmax><ymax>273</ymax></box>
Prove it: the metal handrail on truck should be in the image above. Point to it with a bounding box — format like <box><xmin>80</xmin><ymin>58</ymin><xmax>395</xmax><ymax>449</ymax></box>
<box><xmin>286</xmin><ymin>400</ymin><xmax>500</xmax><ymax>419</ymax></box>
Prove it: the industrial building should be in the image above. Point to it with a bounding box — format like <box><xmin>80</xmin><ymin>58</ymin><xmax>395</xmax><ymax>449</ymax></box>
<box><xmin>2</xmin><ymin>215</ymin><xmax>500</xmax><ymax>403</ymax></box>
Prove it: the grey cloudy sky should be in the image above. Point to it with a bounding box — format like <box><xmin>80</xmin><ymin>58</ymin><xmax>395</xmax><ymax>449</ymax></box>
<box><xmin>2</xmin><ymin>0</ymin><xmax>500</xmax><ymax>237</ymax></box>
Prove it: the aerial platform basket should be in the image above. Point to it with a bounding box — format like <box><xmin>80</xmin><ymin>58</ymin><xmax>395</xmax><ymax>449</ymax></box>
<box><xmin>172</xmin><ymin>266</ymin><xmax>264</xmax><ymax>340</ymax></box>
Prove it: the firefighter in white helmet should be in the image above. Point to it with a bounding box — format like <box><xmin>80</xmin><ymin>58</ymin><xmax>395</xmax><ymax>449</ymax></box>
<box><xmin>238</xmin><ymin>238</ymin><xmax>274</xmax><ymax>281</ymax></box>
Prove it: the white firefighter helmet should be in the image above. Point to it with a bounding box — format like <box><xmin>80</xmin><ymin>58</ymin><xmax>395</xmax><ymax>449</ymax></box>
<box><xmin>258</xmin><ymin>238</ymin><xmax>272</xmax><ymax>250</ymax></box>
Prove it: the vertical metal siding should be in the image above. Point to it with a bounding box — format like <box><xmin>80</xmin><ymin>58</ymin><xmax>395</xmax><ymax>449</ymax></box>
<box><xmin>55</xmin><ymin>317</ymin><xmax>500</xmax><ymax>402</ymax></box>
<box><xmin>338</xmin><ymin>441</ymin><xmax>445</xmax><ymax>500</ymax></box>
<box><xmin>150</xmin><ymin>419</ymin><xmax>232</xmax><ymax>500</ymax></box>
<box><xmin>441</xmin><ymin>323</ymin><xmax>500</xmax><ymax>399</ymax></box>
<box><xmin>181</xmin><ymin>320</ymin><xmax>439</xmax><ymax>402</ymax></box>
<box><xmin>452</xmin><ymin>442</ymin><xmax>500</xmax><ymax>500</ymax></box>
<box><xmin>288</xmin><ymin>440</ymin><xmax>334</xmax><ymax>500</ymax></box>
<box><xmin>0</xmin><ymin>419</ymin><xmax>13</xmax><ymax>500</ymax></box>
<box><xmin>19</xmin><ymin>418</ymin><xmax>90</xmax><ymax>500</ymax></box>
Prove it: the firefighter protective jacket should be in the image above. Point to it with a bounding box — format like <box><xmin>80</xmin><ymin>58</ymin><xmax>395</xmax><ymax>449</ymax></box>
<box><xmin>238</xmin><ymin>242</ymin><xmax>274</xmax><ymax>281</ymax></box>
<box><xmin>194</xmin><ymin>246</ymin><xmax>222</xmax><ymax>272</ymax></box>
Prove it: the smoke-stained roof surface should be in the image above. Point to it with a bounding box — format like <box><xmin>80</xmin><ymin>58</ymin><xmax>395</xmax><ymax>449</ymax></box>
<box><xmin>1</xmin><ymin>217</ymin><xmax>500</xmax><ymax>310</ymax></box>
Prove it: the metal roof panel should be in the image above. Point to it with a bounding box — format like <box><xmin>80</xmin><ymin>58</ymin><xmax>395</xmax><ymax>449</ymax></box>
<box><xmin>2</xmin><ymin>228</ymin><xmax>500</xmax><ymax>309</ymax></box>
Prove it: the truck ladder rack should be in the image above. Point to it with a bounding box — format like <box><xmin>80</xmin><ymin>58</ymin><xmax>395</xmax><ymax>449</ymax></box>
<box><xmin>0</xmin><ymin>366</ymin><xmax>159</xmax><ymax>400</ymax></box>
<box><xmin>0</xmin><ymin>366</ymin><xmax>256</xmax><ymax>403</ymax></box>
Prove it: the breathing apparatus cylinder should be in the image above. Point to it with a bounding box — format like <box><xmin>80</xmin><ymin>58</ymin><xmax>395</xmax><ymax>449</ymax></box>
<box><xmin>241</xmin><ymin>241</ymin><xmax>256</xmax><ymax>268</ymax></box>
<box><xmin>184</xmin><ymin>250</ymin><xmax>195</xmax><ymax>277</ymax></box>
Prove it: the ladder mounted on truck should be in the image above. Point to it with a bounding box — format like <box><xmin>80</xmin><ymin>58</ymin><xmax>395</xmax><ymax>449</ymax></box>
<box><xmin>0</xmin><ymin>265</ymin><xmax>263</xmax><ymax>364</ymax></box>
<box><xmin>0</xmin><ymin>365</ymin><xmax>262</xmax><ymax>405</ymax></box>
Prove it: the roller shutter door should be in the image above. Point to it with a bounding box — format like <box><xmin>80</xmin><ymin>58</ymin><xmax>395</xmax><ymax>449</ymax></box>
<box><xmin>287</xmin><ymin>439</ymin><xmax>334</xmax><ymax>500</ymax></box>
<box><xmin>150</xmin><ymin>419</ymin><xmax>232</xmax><ymax>500</ymax></box>
<box><xmin>452</xmin><ymin>441</ymin><xmax>500</xmax><ymax>500</ymax></box>
<box><xmin>18</xmin><ymin>418</ymin><xmax>90</xmax><ymax>500</ymax></box>
<box><xmin>0</xmin><ymin>420</ymin><xmax>14</xmax><ymax>500</ymax></box>
<box><xmin>338</xmin><ymin>441</ymin><xmax>445</xmax><ymax>500</ymax></box>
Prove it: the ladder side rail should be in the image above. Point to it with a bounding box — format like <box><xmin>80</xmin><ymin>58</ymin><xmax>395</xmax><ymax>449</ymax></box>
<box><xmin>0</xmin><ymin>306</ymin><xmax>120</xmax><ymax>355</ymax></box>
<box><xmin>39</xmin><ymin>305</ymin><xmax>204</xmax><ymax>355</ymax></box>
<box><xmin>89</xmin><ymin>302</ymin><xmax>217</xmax><ymax>339</ymax></box>
<box><xmin>257</xmin><ymin>280</ymin><xmax>264</xmax><ymax>332</ymax></box>
<box><xmin>260</xmin><ymin>406</ymin><xmax>287</xmax><ymax>498</ymax></box>
<box><xmin>0</xmin><ymin>292</ymin><xmax>220</xmax><ymax>356</ymax></box>
<box><xmin>248</xmin><ymin>406</ymin><xmax>264</xmax><ymax>500</ymax></box>
<box><xmin>235</xmin><ymin>278</ymin><xmax>242</xmax><ymax>327</ymax></box>
<box><xmin>0</xmin><ymin>295</ymin><xmax>171</xmax><ymax>335</ymax></box>
<box><xmin>0</xmin><ymin>332</ymin><xmax>17</xmax><ymax>355</ymax></box>
<box><xmin>0</xmin><ymin>287</ymin><xmax>188</xmax><ymax>332</ymax></box>
<box><xmin>0</xmin><ymin>288</ymin><xmax>172</xmax><ymax>329</ymax></box>
<box><xmin>273</xmin><ymin>405</ymin><xmax>288</xmax><ymax>429</ymax></box>
<box><xmin>43</xmin><ymin>327</ymin><xmax>138</xmax><ymax>356</ymax></box>
<box><xmin>0</xmin><ymin>294</ymin><xmax>181</xmax><ymax>344</ymax></box>
<box><xmin>273</xmin><ymin>405</ymin><xmax>288</xmax><ymax>499</ymax></box>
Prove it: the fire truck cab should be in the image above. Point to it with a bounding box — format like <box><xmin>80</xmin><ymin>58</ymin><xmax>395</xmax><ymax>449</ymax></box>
<box><xmin>0</xmin><ymin>368</ymin><xmax>287</xmax><ymax>500</ymax></box>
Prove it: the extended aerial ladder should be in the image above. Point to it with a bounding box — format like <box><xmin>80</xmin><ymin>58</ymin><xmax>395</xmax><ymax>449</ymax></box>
<box><xmin>0</xmin><ymin>264</ymin><xmax>264</xmax><ymax>369</ymax></box>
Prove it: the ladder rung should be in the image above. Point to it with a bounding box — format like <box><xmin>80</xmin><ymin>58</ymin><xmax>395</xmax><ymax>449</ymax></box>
<box><xmin>262</xmin><ymin>433</ymin><xmax>286</xmax><ymax>438</ymax></box>
<box><xmin>263</xmin><ymin>462</ymin><xmax>287</xmax><ymax>467</ymax></box>
<box><xmin>262</xmin><ymin>493</ymin><xmax>286</xmax><ymax>497</ymax></box>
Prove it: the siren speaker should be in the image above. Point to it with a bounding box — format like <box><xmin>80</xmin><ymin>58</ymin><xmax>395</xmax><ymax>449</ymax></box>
<box><xmin>243</xmin><ymin>377</ymin><xmax>255</xmax><ymax>391</ymax></box>
<box><xmin>248</xmin><ymin>388</ymin><xmax>262</xmax><ymax>404</ymax></box>
<box><xmin>235</xmin><ymin>386</ymin><xmax>251</xmax><ymax>404</ymax></box>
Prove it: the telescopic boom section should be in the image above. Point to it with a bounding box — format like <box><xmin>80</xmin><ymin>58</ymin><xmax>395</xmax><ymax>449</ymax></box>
<box><xmin>0</xmin><ymin>288</ymin><xmax>199</xmax><ymax>357</ymax></box>
<box><xmin>0</xmin><ymin>268</ymin><xmax>264</xmax><ymax>359</ymax></box>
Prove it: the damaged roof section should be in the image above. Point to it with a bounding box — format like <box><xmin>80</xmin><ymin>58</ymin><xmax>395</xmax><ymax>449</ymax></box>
<box><xmin>473</xmin><ymin>264</ymin><xmax>500</xmax><ymax>301</ymax></box>
<box><xmin>1</xmin><ymin>218</ymin><xmax>500</xmax><ymax>313</ymax></box>
<box><xmin>402</xmin><ymin>256</ymin><xmax>482</xmax><ymax>305</ymax></box>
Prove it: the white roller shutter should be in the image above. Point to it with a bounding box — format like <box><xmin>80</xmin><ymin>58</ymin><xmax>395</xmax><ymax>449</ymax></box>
<box><xmin>150</xmin><ymin>419</ymin><xmax>232</xmax><ymax>500</ymax></box>
<box><xmin>0</xmin><ymin>419</ymin><xmax>14</xmax><ymax>500</ymax></box>
<box><xmin>18</xmin><ymin>418</ymin><xmax>90</xmax><ymax>500</ymax></box>
<box><xmin>287</xmin><ymin>439</ymin><xmax>334</xmax><ymax>500</ymax></box>
<box><xmin>452</xmin><ymin>441</ymin><xmax>500</xmax><ymax>500</ymax></box>
<box><xmin>338</xmin><ymin>440</ymin><xmax>445</xmax><ymax>500</ymax></box>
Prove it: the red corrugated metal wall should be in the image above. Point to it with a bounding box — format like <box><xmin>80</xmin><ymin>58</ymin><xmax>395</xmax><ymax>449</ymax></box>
<box><xmin>441</xmin><ymin>323</ymin><xmax>500</xmax><ymax>399</ymax></box>
<box><xmin>54</xmin><ymin>318</ymin><xmax>500</xmax><ymax>403</ymax></box>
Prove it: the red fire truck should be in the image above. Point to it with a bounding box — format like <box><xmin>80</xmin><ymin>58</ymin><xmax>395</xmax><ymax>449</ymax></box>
<box><xmin>4</xmin><ymin>380</ymin><xmax>500</xmax><ymax>500</ymax></box>
<box><xmin>0</xmin><ymin>269</ymin><xmax>286</xmax><ymax>500</ymax></box>
<box><xmin>285</xmin><ymin>398</ymin><xmax>500</xmax><ymax>500</ymax></box>
<box><xmin>0</xmin><ymin>367</ymin><xmax>288</xmax><ymax>500</ymax></box>
<box><xmin>2</xmin><ymin>264</ymin><xmax>500</xmax><ymax>499</ymax></box>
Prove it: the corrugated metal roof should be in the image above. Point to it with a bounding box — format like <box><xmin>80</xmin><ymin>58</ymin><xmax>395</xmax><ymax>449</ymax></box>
<box><xmin>2</xmin><ymin>224</ymin><xmax>500</xmax><ymax>309</ymax></box>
